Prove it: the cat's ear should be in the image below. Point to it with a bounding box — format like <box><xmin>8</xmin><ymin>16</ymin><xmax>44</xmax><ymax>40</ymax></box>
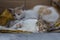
<box><xmin>8</xmin><ymin>8</ymin><xmax>15</xmax><ymax>15</ymax></box>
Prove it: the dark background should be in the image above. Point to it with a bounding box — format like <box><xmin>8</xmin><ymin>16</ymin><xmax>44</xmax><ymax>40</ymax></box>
<box><xmin>0</xmin><ymin>0</ymin><xmax>51</xmax><ymax>13</ymax></box>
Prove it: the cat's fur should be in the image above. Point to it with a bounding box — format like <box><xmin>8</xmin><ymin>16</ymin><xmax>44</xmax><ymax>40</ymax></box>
<box><xmin>37</xmin><ymin>6</ymin><xmax>59</xmax><ymax>24</ymax></box>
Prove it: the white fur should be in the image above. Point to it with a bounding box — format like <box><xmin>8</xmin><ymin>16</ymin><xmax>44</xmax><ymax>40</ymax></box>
<box><xmin>41</xmin><ymin>7</ymin><xmax>59</xmax><ymax>23</ymax></box>
<box><xmin>14</xmin><ymin>9</ymin><xmax>38</xmax><ymax>20</ymax></box>
<box><xmin>33</xmin><ymin>5</ymin><xmax>48</xmax><ymax>12</ymax></box>
<box><xmin>14</xmin><ymin>10</ymin><xmax>25</xmax><ymax>20</ymax></box>
<box><xmin>12</xmin><ymin>19</ymin><xmax>38</xmax><ymax>33</ymax></box>
<box><xmin>23</xmin><ymin>10</ymin><xmax>38</xmax><ymax>20</ymax></box>
<box><xmin>33</xmin><ymin>5</ymin><xmax>59</xmax><ymax>23</ymax></box>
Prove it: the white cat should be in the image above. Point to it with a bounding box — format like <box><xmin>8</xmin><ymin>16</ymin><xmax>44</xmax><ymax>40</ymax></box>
<box><xmin>9</xmin><ymin>7</ymin><xmax>38</xmax><ymax>27</ymax></box>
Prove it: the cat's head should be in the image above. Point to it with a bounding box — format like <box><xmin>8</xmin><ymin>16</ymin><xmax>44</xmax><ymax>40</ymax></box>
<box><xmin>9</xmin><ymin>5</ymin><xmax>24</xmax><ymax>16</ymax></box>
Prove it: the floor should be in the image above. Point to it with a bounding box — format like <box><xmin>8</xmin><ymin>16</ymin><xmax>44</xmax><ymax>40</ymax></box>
<box><xmin>0</xmin><ymin>33</ymin><xmax>60</xmax><ymax>40</ymax></box>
